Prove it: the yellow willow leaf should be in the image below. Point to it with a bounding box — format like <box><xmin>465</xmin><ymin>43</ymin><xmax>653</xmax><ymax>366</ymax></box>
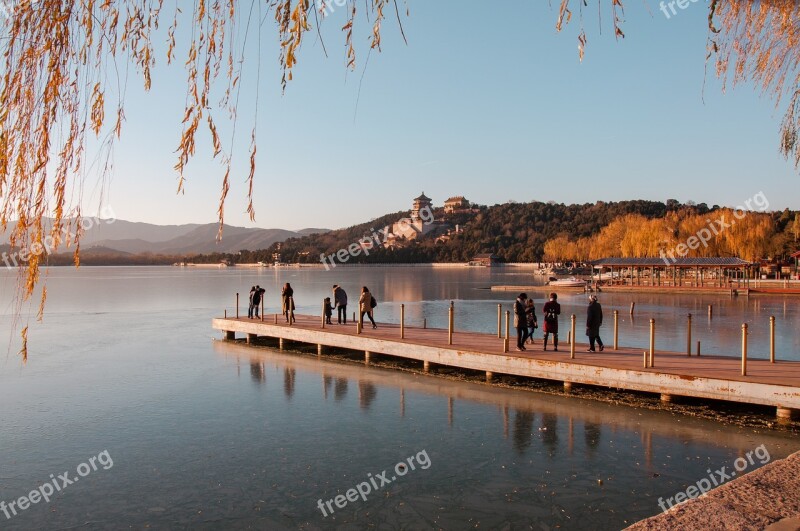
<box><xmin>19</xmin><ymin>326</ymin><xmax>27</xmax><ymax>364</ymax></box>
<box><xmin>37</xmin><ymin>285</ymin><xmax>47</xmax><ymax>321</ymax></box>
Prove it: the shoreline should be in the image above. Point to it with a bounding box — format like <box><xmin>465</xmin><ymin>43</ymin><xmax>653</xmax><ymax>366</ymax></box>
<box><xmin>626</xmin><ymin>450</ymin><xmax>800</xmax><ymax>530</ymax></box>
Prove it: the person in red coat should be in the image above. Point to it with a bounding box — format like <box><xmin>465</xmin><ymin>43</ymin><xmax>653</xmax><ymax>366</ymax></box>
<box><xmin>542</xmin><ymin>292</ymin><xmax>561</xmax><ymax>351</ymax></box>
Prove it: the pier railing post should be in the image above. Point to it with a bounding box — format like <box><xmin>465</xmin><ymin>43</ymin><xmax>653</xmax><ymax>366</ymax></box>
<box><xmin>687</xmin><ymin>313</ymin><xmax>692</xmax><ymax>356</ymax></box>
<box><xmin>742</xmin><ymin>323</ymin><xmax>748</xmax><ymax>376</ymax></box>
<box><xmin>504</xmin><ymin>310</ymin><xmax>510</xmax><ymax>353</ymax></box>
<box><xmin>649</xmin><ymin>319</ymin><xmax>655</xmax><ymax>368</ymax></box>
<box><xmin>497</xmin><ymin>304</ymin><xmax>502</xmax><ymax>339</ymax></box>
<box><xmin>570</xmin><ymin>314</ymin><xmax>576</xmax><ymax>360</ymax></box>
<box><xmin>613</xmin><ymin>310</ymin><xmax>619</xmax><ymax>350</ymax></box>
<box><xmin>770</xmin><ymin>315</ymin><xmax>775</xmax><ymax>363</ymax></box>
<box><xmin>401</xmin><ymin>304</ymin><xmax>405</xmax><ymax>339</ymax></box>
<box><xmin>630</xmin><ymin>302</ymin><xmax>635</xmax><ymax>316</ymax></box>
<box><xmin>261</xmin><ymin>297</ymin><xmax>264</xmax><ymax>322</ymax></box>
<box><xmin>448</xmin><ymin>301</ymin><xmax>454</xmax><ymax>345</ymax></box>
<box><xmin>321</xmin><ymin>299</ymin><xmax>326</xmax><ymax>329</ymax></box>
<box><xmin>708</xmin><ymin>304</ymin><xmax>713</xmax><ymax>319</ymax></box>
<box><xmin>236</xmin><ymin>292</ymin><xmax>239</xmax><ymax>319</ymax></box>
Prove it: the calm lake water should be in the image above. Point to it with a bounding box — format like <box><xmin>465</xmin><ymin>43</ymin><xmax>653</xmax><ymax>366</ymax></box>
<box><xmin>0</xmin><ymin>266</ymin><xmax>798</xmax><ymax>530</ymax></box>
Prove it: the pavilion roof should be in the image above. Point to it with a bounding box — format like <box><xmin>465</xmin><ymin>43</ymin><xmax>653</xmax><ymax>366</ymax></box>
<box><xmin>414</xmin><ymin>192</ymin><xmax>432</xmax><ymax>202</ymax></box>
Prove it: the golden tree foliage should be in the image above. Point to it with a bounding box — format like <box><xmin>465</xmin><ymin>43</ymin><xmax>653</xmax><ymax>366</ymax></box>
<box><xmin>543</xmin><ymin>209</ymin><xmax>778</xmax><ymax>262</ymax></box>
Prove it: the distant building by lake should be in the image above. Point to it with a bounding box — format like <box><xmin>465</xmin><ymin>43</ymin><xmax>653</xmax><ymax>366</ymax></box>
<box><xmin>470</xmin><ymin>253</ymin><xmax>499</xmax><ymax>267</ymax></box>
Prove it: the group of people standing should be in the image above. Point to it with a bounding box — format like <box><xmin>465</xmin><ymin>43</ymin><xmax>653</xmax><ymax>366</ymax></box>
<box><xmin>250</xmin><ymin>283</ymin><xmax>378</xmax><ymax>329</ymax></box>
<box><xmin>248</xmin><ymin>283</ymin><xmax>605</xmax><ymax>351</ymax></box>
<box><xmin>248</xmin><ymin>283</ymin><xmax>296</xmax><ymax>323</ymax></box>
<box><xmin>326</xmin><ymin>285</ymin><xmax>377</xmax><ymax>329</ymax></box>
<box><xmin>513</xmin><ymin>292</ymin><xmax>604</xmax><ymax>353</ymax></box>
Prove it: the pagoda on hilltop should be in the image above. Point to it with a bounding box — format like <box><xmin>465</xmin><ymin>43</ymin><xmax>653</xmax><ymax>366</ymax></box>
<box><xmin>411</xmin><ymin>192</ymin><xmax>433</xmax><ymax>222</ymax></box>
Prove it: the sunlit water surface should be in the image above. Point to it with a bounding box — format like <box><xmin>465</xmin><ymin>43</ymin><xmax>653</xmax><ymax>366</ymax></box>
<box><xmin>0</xmin><ymin>266</ymin><xmax>798</xmax><ymax>530</ymax></box>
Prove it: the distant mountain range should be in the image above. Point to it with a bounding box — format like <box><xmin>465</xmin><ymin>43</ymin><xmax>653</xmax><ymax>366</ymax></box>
<box><xmin>0</xmin><ymin>219</ymin><xmax>330</xmax><ymax>256</ymax></box>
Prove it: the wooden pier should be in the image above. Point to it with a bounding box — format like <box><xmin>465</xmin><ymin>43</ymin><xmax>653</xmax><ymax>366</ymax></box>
<box><xmin>211</xmin><ymin>315</ymin><xmax>800</xmax><ymax>419</ymax></box>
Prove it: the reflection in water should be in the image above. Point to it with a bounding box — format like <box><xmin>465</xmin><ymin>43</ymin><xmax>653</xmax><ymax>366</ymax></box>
<box><xmin>541</xmin><ymin>413</ymin><xmax>559</xmax><ymax>456</ymax></box>
<box><xmin>334</xmin><ymin>377</ymin><xmax>348</xmax><ymax>401</ymax></box>
<box><xmin>284</xmin><ymin>368</ymin><xmax>296</xmax><ymax>398</ymax></box>
<box><xmin>207</xmin><ymin>341</ymin><xmax>800</xmax><ymax>530</ymax></box>
<box><xmin>358</xmin><ymin>381</ymin><xmax>377</xmax><ymax>410</ymax></box>
<box><xmin>641</xmin><ymin>430</ymin><xmax>653</xmax><ymax>468</ymax></box>
<box><xmin>250</xmin><ymin>361</ymin><xmax>265</xmax><ymax>384</ymax></box>
<box><xmin>513</xmin><ymin>410</ymin><xmax>535</xmax><ymax>455</ymax></box>
<box><xmin>323</xmin><ymin>375</ymin><xmax>332</xmax><ymax>399</ymax></box>
<box><xmin>448</xmin><ymin>397</ymin><xmax>454</xmax><ymax>427</ymax></box>
<box><xmin>585</xmin><ymin>422</ymin><xmax>601</xmax><ymax>454</ymax></box>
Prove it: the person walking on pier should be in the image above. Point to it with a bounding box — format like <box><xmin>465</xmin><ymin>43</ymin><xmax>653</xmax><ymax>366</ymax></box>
<box><xmin>586</xmin><ymin>295</ymin><xmax>604</xmax><ymax>352</ymax></box>
<box><xmin>252</xmin><ymin>285</ymin><xmax>265</xmax><ymax>319</ymax></box>
<box><xmin>513</xmin><ymin>293</ymin><xmax>528</xmax><ymax>351</ymax></box>
<box><xmin>282</xmin><ymin>283</ymin><xmax>295</xmax><ymax>323</ymax></box>
<box><xmin>359</xmin><ymin>286</ymin><xmax>377</xmax><ymax>329</ymax></box>
<box><xmin>526</xmin><ymin>298</ymin><xmax>538</xmax><ymax>345</ymax></box>
<box><xmin>247</xmin><ymin>286</ymin><xmax>256</xmax><ymax>318</ymax></box>
<box><xmin>333</xmin><ymin>285</ymin><xmax>348</xmax><ymax>324</ymax></box>
<box><xmin>542</xmin><ymin>292</ymin><xmax>561</xmax><ymax>351</ymax></box>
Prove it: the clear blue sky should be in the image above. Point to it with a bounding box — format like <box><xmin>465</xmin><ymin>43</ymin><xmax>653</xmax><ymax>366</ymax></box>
<box><xmin>97</xmin><ymin>1</ymin><xmax>800</xmax><ymax>230</ymax></box>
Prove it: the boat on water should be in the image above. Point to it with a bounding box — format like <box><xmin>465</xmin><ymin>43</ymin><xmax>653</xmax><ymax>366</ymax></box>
<box><xmin>548</xmin><ymin>277</ymin><xmax>588</xmax><ymax>288</ymax></box>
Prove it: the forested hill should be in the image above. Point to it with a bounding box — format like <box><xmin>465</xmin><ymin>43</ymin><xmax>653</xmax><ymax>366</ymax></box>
<box><xmin>188</xmin><ymin>199</ymin><xmax>697</xmax><ymax>264</ymax></box>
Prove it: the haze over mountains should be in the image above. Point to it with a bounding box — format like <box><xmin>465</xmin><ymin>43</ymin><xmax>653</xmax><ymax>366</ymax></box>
<box><xmin>0</xmin><ymin>219</ymin><xmax>329</xmax><ymax>255</ymax></box>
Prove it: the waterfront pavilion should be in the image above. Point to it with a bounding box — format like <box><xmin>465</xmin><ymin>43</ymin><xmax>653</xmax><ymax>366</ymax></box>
<box><xmin>591</xmin><ymin>257</ymin><xmax>753</xmax><ymax>288</ymax></box>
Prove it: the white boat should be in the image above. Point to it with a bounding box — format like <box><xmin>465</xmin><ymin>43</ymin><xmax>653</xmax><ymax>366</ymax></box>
<box><xmin>548</xmin><ymin>277</ymin><xmax>587</xmax><ymax>288</ymax></box>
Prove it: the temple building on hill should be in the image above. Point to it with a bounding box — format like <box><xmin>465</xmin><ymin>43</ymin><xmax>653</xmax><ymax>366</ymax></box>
<box><xmin>412</xmin><ymin>192</ymin><xmax>433</xmax><ymax>221</ymax></box>
<box><xmin>444</xmin><ymin>196</ymin><xmax>470</xmax><ymax>213</ymax></box>
<box><xmin>382</xmin><ymin>192</ymin><xmax>448</xmax><ymax>247</ymax></box>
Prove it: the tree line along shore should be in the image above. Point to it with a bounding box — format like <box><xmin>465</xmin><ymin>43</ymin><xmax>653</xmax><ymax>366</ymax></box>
<box><xmin>6</xmin><ymin>200</ymin><xmax>798</xmax><ymax>267</ymax></box>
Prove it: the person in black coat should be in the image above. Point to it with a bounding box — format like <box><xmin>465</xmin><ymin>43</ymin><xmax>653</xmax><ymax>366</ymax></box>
<box><xmin>281</xmin><ymin>283</ymin><xmax>295</xmax><ymax>323</ymax></box>
<box><xmin>252</xmin><ymin>285</ymin><xmax>265</xmax><ymax>318</ymax></box>
<box><xmin>586</xmin><ymin>295</ymin><xmax>604</xmax><ymax>352</ymax></box>
<box><xmin>332</xmin><ymin>285</ymin><xmax>348</xmax><ymax>324</ymax></box>
<box><xmin>525</xmin><ymin>298</ymin><xmax>538</xmax><ymax>345</ymax></box>
<box><xmin>247</xmin><ymin>286</ymin><xmax>256</xmax><ymax>318</ymax></box>
<box><xmin>513</xmin><ymin>293</ymin><xmax>528</xmax><ymax>351</ymax></box>
<box><xmin>323</xmin><ymin>297</ymin><xmax>333</xmax><ymax>325</ymax></box>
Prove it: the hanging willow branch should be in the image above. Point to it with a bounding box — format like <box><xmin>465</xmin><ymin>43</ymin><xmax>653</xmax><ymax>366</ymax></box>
<box><xmin>0</xmin><ymin>0</ymin><xmax>400</xmax><ymax>360</ymax></box>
